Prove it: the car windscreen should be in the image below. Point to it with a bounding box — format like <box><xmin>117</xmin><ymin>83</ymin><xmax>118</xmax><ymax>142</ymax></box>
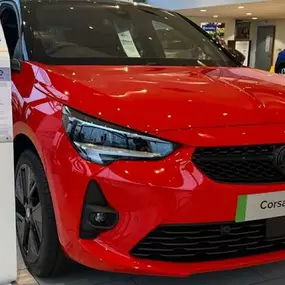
<box><xmin>25</xmin><ymin>2</ymin><xmax>238</xmax><ymax>66</ymax></box>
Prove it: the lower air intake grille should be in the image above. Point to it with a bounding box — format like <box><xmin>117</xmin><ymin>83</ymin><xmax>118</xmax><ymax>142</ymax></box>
<box><xmin>131</xmin><ymin>220</ymin><xmax>285</xmax><ymax>263</ymax></box>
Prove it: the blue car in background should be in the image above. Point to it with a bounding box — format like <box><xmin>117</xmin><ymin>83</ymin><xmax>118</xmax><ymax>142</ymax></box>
<box><xmin>275</xmin><ymin>49</ymin><xmax>285</xmax><ymax>74</ymax></box>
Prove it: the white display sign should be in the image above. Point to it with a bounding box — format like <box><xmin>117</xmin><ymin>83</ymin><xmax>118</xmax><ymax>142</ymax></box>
<box><xmin>118</xmin><ymin>30</ymin><xmax>141</xmax><ymax>58</ymax></box>
<box><xmin>0</xmin><ymin>70</ymin><xmax>12</xmax><ymax>142</ymax></box>
<box><xmin>0</xmin><ymin>23</ymin><xmax>17</xmax><ymax>285</ymax></box>
<box><xmin>235</xmin><ymin>40</ymin><xmax>250</xmax><ymax>66</ymax></box>
<box><xmin>236</xmin><ymin>191</ymin><xmax>285</xmax><ymax>222</ymax></box>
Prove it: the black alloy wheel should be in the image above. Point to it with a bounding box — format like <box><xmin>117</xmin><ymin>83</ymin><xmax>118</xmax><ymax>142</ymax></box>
<box><xmin>15</xmin><ymin>164</ymin><xmax>42</xmax><ymax>264</ymax></box>
<box><xmin>15</xmin><ymin>150</ymin><xmax>67</xmax><ymax>277</ymax></box>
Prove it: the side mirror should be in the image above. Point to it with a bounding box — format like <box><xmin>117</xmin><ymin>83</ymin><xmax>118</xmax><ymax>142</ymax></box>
<box><xmin>231</xmin><ymin>49</ymin><xmax>246</xmax><ymax>65</ymax></box>
<box><xmin>11</xmin><ymin>58</ymin><xmax>21</xmax><ymax>72</ymax></box>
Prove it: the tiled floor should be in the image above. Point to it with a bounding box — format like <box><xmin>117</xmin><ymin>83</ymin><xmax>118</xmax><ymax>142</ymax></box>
<box><xmin>16</xmin><ymin>249</ymin><xmax>285</xmax><ymax>285</ymax></box>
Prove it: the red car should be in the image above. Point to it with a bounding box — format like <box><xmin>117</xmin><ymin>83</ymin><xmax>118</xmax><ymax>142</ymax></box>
<box><xmin>6</xmin><ymin>0</ymin><xmax>285</xmax><ymax>278</ymax></box>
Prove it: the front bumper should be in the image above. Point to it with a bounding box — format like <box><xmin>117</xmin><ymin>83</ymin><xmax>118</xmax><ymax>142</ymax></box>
<box><xmin>78</xmin><ymin>242</ymin><xmax>285</xmax><ymax>276</ymax></box>
<box><xmin>43</xmin><ymin>123</ymin><xmax>285</xmax><ymax>277</ymax></box>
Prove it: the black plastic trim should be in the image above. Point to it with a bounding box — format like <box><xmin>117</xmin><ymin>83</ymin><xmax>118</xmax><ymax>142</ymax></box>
<box><xmin>80</xmin><ymin>180</ymin><xmax>119</xmax><ymax>239</ymax></box>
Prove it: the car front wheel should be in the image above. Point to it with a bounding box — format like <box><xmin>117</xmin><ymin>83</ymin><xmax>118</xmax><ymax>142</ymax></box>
<box><xmin>15</xmin><ymin>150</ymin><xmax>67</xmax><ymax>277</ymax></box>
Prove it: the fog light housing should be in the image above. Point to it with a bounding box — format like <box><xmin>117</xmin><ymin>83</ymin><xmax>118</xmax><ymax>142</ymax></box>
<box><xmin>86</xmin><ymin>206</ymin><xmax>118</xmax><ymax>228</ymax></box>
<box><xmin>80</xmin><ymin>181</ymin><xmax>119</xmax><ymax>239</ymax></box>
<box><xmin>89</xmin><ymin>212</ymin><xmax>106</xmax><ymax>224</ymax></box>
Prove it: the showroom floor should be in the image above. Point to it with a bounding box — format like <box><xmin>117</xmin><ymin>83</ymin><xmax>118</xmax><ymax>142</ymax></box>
<box><xmin>15</xmin><ymin>247</ymin><xmax>285</xmax><ymax>285</ymax></box>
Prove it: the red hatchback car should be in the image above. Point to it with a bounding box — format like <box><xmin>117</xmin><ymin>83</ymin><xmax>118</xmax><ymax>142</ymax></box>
<box><xmin>5</xmin><ymin>0</ymin><xmax>285</xmax><ymax>278</ymax></box>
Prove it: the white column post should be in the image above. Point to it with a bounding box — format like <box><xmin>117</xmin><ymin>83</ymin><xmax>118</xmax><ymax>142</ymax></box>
<box><xmin>0</xmin><ymin>23</ymin><xmax>17</xmax><ymax>285</ymax></box>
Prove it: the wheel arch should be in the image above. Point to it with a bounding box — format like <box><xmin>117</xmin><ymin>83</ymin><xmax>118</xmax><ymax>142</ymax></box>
<box><xmin>13</xmin><ymin>121</ymin><xmax>44</xmax><ymax>164</ymax></box>
<box><xmin>14</xmin><ymin>134</ymin><xmax>39</xmax><ymax>165</ymax></box>
<box><xmin>13</xmin><ymin>127</ymin><xmax>65</xmax><ymax>248</ymax></box>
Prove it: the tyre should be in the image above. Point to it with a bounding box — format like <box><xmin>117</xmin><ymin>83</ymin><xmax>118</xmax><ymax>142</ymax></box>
<box><xmin>276</xmin><ymin>64</ymin><xmax>285</xmax><ymax>74</ymax></box>
<box><xmin>15</xmin><ymin>150</ymin><xmax>67</xmax><ymax>277</ymax></box>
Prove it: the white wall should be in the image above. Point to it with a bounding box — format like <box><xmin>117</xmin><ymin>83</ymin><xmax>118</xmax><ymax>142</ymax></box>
<box><xmin>189</xmin><ymin>16</ymin><xmax>236</xmax><ymax>42</ymax></box>
<box><xmin>249</xmin><ymin>19</ymin><xmax>285</xmax><ymax>67</ymax></box>
<box><xmin>148</xmin><ymin>0</ymin><xmax>267</xmax><ymax>10</ymax></box>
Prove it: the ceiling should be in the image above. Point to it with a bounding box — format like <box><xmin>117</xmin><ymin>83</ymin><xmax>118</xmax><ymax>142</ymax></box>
<box><xmin>179</xmin><ymin>0</ymin><xmax>285</xmax><ymax>20</ymax></box>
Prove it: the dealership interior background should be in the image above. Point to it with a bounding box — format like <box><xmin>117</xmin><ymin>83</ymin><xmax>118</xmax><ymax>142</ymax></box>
<box><xmin>6</xmin><ymin>0</ymin><xmax>285</xmax><ymax>284</ymax></box>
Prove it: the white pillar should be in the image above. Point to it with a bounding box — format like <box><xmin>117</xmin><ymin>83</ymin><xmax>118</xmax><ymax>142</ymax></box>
<box><xmin>0</xmin><ymin>23</ymin><xmax>17</xmax><ymax>285</ymax></box>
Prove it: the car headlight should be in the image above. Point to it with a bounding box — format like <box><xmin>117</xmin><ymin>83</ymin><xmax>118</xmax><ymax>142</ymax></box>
<box><xmin>62</xmin><ymin>106</ymin><xmax>178</xmax><ymax>165</ymax></box>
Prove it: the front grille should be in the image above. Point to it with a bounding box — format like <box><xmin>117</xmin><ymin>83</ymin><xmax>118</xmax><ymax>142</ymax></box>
<box><xmin>131</xmin><ymin>220</ymin><xmax>285</xmax><ymax>263</ymax></box>
<box><xmin>192</xmin><ymin>144</ymin><xmax>285</xmax><ymax>183</ymax></box>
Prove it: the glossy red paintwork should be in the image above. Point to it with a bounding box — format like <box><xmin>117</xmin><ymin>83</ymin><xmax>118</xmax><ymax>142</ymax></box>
<box><xmin>12</xmin><ymin>62</ymin><xmax>285</xmax><ymax>277</ymax></box>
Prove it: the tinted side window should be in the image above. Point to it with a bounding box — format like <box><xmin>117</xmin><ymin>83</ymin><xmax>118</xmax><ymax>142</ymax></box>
<box><xmin>0</xmin><ymin>7</ymin><xmax>19</xmax><ymax>57</ymax></box>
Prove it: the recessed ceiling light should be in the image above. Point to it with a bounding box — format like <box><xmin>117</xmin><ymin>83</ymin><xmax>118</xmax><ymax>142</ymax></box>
<box><xmin>200</xmin><ymin>9</ymin><xmax>207</xmax><ymax>12</ymax></box>
<box><xmin>213</xmin><ymin>15</ymin><xmax>219</xmax><ymax>18</ymax></box>
<box><xmin>252</xmin><ymin>17</ymin><xmax>258</xmax><ymax>20</ymax></box>
<box><xmin>246</xmin><ymin>12</ymin><xmax>252</xmax><ymax>15</ymax></box>
<box><xmin>238</xmin><ymin>6</ymin><xmax>245</xmax><ymax>9</ymax></box>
